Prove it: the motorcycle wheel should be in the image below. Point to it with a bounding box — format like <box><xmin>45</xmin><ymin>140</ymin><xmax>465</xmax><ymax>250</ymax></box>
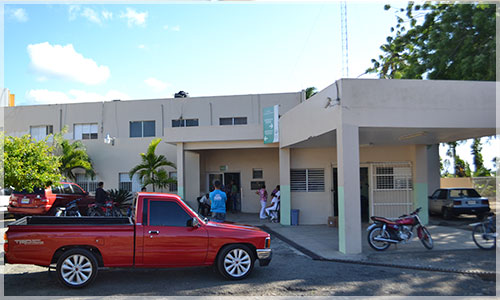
<box><xmin>87</xmin><ymin>208</ymin><xmax>103</xmax><ymax>217</ymax></box>
<box><xmin>472</xmin><ymin>223</ymin><xmax>496</xmax><ymax>250</ymax></box>
<box><xmin>68</xmin><ymin>210</ymin><xmax>82</xmax><ymax>217</ymax></box>
<box><xmin>368</xmin><ymin>226</ymin><xmax>391</xmax><ymax>251</ymax></box>
<box><xmin>419</xmin><ymin>226</ymin><xmax>433</xmax><ymax>249</ymax></box>
<box><xmin>112</xmin><ymin>207</ymin><xmax>123</xmax><ymax>217</ymax></box>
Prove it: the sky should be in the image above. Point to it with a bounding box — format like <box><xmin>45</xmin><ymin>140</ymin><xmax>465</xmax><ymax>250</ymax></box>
<box><xmin>2</xmin><ymin>1</ymin><xmax>498</xmax><ymax>172</ymax></box>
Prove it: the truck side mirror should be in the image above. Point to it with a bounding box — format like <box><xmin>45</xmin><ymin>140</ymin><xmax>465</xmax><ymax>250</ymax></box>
<box><xmin>187</xmin><ymin>217</ymin><xmax>200</xmax><ymax>228</ymax></box>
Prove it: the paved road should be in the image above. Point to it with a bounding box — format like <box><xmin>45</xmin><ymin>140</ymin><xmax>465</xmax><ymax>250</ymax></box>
<box><xmin>2</xmin><ymin>234</ymin><xmax>495</xmax><ymax>297</ymax></box>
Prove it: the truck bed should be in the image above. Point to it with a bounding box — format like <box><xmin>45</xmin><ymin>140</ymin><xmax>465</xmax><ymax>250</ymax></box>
<box><xmin>11</xmin><ymin>216</ymin><xmax>133</xmax><ymax>226</ymax></box>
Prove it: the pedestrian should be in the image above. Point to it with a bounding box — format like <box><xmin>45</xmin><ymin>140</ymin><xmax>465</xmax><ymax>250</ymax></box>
<box><xmin>256</xmin><ymin>183</ymin><xmax>268</xmax><ymax>219</ymax></box>
<box><xmin>141</xmin><ymin>187</ymin><xmax>147</xmax><ymax>192</ymax></box>
<box><xmin>210</xmin><ymin>180</ymin><xmax>227</xmax><ymax>222</ymax></box>
<box><xmin>266</xmin><ymin>185</ymin><xmax>280</xmax><ymax>220</ymax></box>
<box><xmin>230</xmin><ymin>180</ymin><xmax>239</xmax><ymax>213</ymax></box>
<box><xmin>95</xmin><ymin>182</ymin><xmax>108</xmax><ymax>205</ymax></box>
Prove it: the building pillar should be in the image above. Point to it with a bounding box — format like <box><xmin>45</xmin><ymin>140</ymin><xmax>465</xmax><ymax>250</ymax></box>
<box><xmin>176</xmin><ymin>142</ymin><xmax>185</xmax><ymax>199</ymax></box>
<box><xmin>427</xmin><ymin>144</ymin><xmax>440</xmax><ymax>196</ymax></box>
<box><xmin>414</xmin><ymin>145</ymin><xmax>429</xmax><ymax>225</ymax></box>
<box><xmin>336</xmin><ymin>124</ymin><xmax>362</xmax><ymax>254</ymax></box>
<box><xmin>279</xmin><ymin>148</ymin><xmax>291</xmax><ymax>225</ymax></box>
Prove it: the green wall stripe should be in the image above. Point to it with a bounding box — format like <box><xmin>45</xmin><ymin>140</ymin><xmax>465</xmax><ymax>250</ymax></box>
<box><xmin>280</xmin><ymin>185</ymin><xmax>291</xmax><ymax>225</ymax></box>
<box><xmin>414</xmin><ymin>183</ymin><xmax>428</xmax><ymax>225</ymax></box>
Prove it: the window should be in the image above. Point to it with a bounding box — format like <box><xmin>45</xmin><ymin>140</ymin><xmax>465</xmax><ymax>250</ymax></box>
<box><xmin>74</xmin><ymin>123</ymin><xmax>98</xmax><ymax>140</ymax></box>
<box><xmin>30</xmin><ymin>125</ymin><xmax>53</xmax><ymax>141</ymax></box>
<box><xmin>172</xmin><ymin>119</ymin><xmax>199</xmax><ymax>127</ymax></box>
<box><xmin>291</xmin><ymin>169</ymin><xmax>325</xmax><ymax>192</ymax></box>
<box><xmin>119</xmin><ymin>173</ymin><xmax>142</xmax><ymax>192</ymax></box>
<box><xmin>75</xmin><ymin>174</ymin><xmax>99</xmax><ymax>193</ymax></box>
<box><xmin>149</xmin><ymin>200</ymin><xmax>191</xmax><ymax>226</ymax></box>
<box><xmin>168</xmin><ymin>172</ymin><xmax>177</xmax><ymax>192</ymax></box>
<box><xmin>253</xmin><ymin>169</ymin><xmax>263</xmax><ymax>179</ymax></box>
<box><xmin>130</xmin><ymin>121</ymin><xmax>155</xmax><ymax>138</ymax></box>
<box><xmin>219</xmin><ymin>117</ymin><xmax>247</xmax><ymax>126</ymax></box>
<box><xmin>375</xmin><ymin>167</ymin><xmax>412</xmax><ymax>190</ymax></box>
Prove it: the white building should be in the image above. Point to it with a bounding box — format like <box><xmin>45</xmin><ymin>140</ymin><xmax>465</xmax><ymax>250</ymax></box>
<box><xmin>3</xmin><ymin>79</ymin><xmax>495</xmax><ymax>254</ymax></box>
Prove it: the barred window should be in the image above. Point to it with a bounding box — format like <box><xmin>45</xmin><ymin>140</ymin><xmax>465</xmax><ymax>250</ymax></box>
<box><xmin>119</xmin><ymin>173</ymin><xmax>143</xmax><ymax>192</ymax></box>
<box><xmin>220</xmin><ymin>117</ymin><xmax>247</xmax><ymax>125</ymax></box>
<box><xmin>169</xmin><ymin>172</ymin><xmax>178</xmax><ymax>192</ymax></box>
<box><xmin>291</xmin><ymin>168</ymin><xmax>324</xmax><ymax>192</ymax></box>
<box><xmin>375</xmin><ymin>167</ymin><xmax>412</xmax><ymax>190</ymax></box>
<box><xmin>75</xmin><ymin>174</ymin><xmax>99</xmax><ymax>193</ymax></box>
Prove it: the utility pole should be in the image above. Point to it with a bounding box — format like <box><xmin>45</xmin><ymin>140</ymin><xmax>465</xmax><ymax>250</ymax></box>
<box><xmin>341</xmin><ymin>1</ymin><xmax>349</xmax><ymax>78</ymax></box>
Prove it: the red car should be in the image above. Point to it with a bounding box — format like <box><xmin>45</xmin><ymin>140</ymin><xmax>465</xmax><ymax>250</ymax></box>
<box><xmin>8</xmin><ymin>182</ymin><xmax>94</xmax><ymax>218</ymax></box>
<box><xmin>4</xmin><ymin>192</ymin><xmax>272</xmax><ymax>288</ymax></box>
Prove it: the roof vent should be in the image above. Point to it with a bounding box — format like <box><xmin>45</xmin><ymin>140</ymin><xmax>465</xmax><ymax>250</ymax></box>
<box><xmin>174</xmin><ymin>91</ymin><xmax>189</xmax><ymax>98</ymax></box>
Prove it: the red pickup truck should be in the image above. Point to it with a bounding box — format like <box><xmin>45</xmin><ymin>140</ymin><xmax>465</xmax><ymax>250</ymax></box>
<box><xmin>4</xmin><ymin>192</ymin><xmax>272</xmax><ymax>288</ymax></box>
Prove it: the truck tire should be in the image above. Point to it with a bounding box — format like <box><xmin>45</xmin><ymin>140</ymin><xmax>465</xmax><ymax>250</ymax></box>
<box><xmin>56</xmin><ymin>248</ymin><xmax>98</xmax><ymax>288</ymax></box>
<box><xmin>217</xmin><ymin>244</ymin><xmax>255</xmax><ymax>280</ymax></box>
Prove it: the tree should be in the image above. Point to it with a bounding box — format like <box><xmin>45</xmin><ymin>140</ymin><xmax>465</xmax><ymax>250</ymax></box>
<box><xmin>129</xmin><ymin>138</ymin><xmax>176</xmax><ymax>192</ymax></box>
<box><xmin>471</xmin><ymin>138</ymin><xmax>491</xmax><ymax>177</ymax></box>
<box><xmin>3</xmin><ymin>134</ymin><xmax>61</xmax><ymax>192</ymax></box>
<box><xmin>51</xmin><ymin>127</ymin><xmax>95</xmax><ymax>181</ymax></box>
<box><xmin>367</xmin><ymin>3</ymin><xmax>495</xmax><ymax>81</ymax></box>
<box><xmin>305</xmin><ymin>87</ymin><xmax>318</xmax><ymax>99</ymax></box>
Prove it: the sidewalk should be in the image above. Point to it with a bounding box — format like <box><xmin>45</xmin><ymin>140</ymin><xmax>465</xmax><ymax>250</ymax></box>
<box><xmin>225</xmin><ymin>212</ymin><xmax>497</xmax><ymax>274</ymax></box>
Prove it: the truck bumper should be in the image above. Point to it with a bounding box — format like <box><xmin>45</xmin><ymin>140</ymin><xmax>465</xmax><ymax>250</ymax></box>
<box><xmin>256</xmin><ymin>249</ymin><xmax>272</xmax><ymax>266</ymax></box>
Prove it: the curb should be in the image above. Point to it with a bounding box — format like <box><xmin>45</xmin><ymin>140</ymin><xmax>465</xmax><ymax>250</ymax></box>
<box><xmin>261</xmin><ymin>225</ymin><xmax>496</xmax><ymax>280</ymax></box>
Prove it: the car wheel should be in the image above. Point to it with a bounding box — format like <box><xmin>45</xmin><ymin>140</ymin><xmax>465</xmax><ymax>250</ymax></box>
<box><xmin>56</xmin><ymin>248</ymin><xmax>98</xmax><ymax>288</ymax></box>
<box><xmin>217</xmin><ymin>244</ymin><xmax>255</xmax><ymax>280</ymax></box>
<box><xmin>442</xmin><ymin>207</ymin><xmax>453</xmax><ymax>220</ymax></box>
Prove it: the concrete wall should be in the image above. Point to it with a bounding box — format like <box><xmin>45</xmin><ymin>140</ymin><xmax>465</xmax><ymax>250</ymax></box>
<box><xmin>289</xmin><ymin>145</ymin><xmax>416</xmax><ymax>225</ymax></box>
<box><xmin>440</xmin><ymin>177</ymin><xmax>474</xmax><ymax>188</ymax></box>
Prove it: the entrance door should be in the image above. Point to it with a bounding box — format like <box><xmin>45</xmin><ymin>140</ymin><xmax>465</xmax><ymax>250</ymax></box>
<box><xmin>333</xmin><ymin>167</ymin><xmax>370</xmax><ymax>222</ymax></box>
<box><xmin>224</xmin><ymin>173</ymin><xmax>241</xmax><ymax>212</ymax></box>
<box><xmin>208</xmin><ymin>173</ymin><xmax>223</xmax><ymax>191</ymax></box>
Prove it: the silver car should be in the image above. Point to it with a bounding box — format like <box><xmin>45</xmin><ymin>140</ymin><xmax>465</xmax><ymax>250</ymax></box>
<box><xmin>429</xmin><ymin>188</ymin><xmax>490</xmax><ymax>219</ymax></box>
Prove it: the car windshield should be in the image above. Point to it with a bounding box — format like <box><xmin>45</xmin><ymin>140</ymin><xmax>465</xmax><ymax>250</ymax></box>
<box><xmin>449</xmin><ymin>189</ymin><xmax>481</xmax><ymax>198</ymax></box>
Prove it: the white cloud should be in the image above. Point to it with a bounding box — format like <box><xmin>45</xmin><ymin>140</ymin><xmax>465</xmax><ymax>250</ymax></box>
<box><xmin>81</xmin><ymin>8</ymin><xmax>101</xmax><ymax>24</ymax></box>
<box><xmin>171</xmin><ymin>25</ymin><xmax>180</xmax><ymax>32</ymax></box>
<box><xmin>102</xmin><ymin>10</ymin><xmax>113</xmax><ymax>20</ymax></box>
<box><xmin>68</xmin><ymin>5</ymin><xmax>81</xmax><ymax>21</ymax></box>
<box><xmin>10</xmin><ymin>8</ymin><xmax>28</xmax><ymax>22</ymax></box>
<box><xmin>27</xmin><ymin>42</ymin><xmax>110</xmax><ymax>85</ymax></box>
<box><xmin>144</xmin><ymin>77</ymin><xmax>169</xmax><ymax>91</ymax></box>
<box><xmin>120</xmin><ymin>8</ymin><xmax>148</xmax><ymax>27</ymax></box>
<box><xmin>138</xmin><ymin>44</ymin><xmax>147</xmax><ymax>49</ymax></box>
<box><xmin>26</xmin><ymin>89</ymin><xmax>130</xmax><ymax>105</ymax></box>
<box><xmin>163</xmin><ymin>25</ymin><xmax>169</xmax><ymax>30</ymax></box>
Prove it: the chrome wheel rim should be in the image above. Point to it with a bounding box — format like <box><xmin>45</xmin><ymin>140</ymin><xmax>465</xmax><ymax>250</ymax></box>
<box><xmin>370</xmin><ymin>228</ymin><xmax>390</xmax><ymax>249</ymax></box>
<box><xmin>224</xmin><ymin>249</ymin><xmax>251</xmax><ymax>277</ymax></box>
<box><xmin>61</xmin><ymin>254</ymin><xmax>93</xmax><ymax>286</ymax></box>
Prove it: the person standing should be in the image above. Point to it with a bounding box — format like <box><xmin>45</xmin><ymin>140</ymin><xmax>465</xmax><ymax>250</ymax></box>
<box><xmin>230</xmin><ymin>180</ymin><xmax>239</xmax><ymax>213</ymax></box>
<box><xmin>95</xmin><ymin>182</ymin><xmax>108</xmax><ymax>205</ymax></box>
<box><xmin>266</xmin><ymin>185</ymin><xmax>280</xmax><ymax>220</ymax></box>
<box><xmin>256</xmin><ymin>183</ymin><xmax>268</xmax><ymax>219</ymax></box>
<box><xmin>210</xmin><ymin>180</ymin><xmax>227</xmax><ymax>222</ymax></box>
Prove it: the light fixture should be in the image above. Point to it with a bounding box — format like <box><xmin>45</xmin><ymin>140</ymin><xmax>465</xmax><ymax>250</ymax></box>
<box><xmin>324</xmin><ymin>97</ymin><xmax>340</xmax><ymax>109</ymax></box>
<box><xmin>104</xmin><ymin>133</ymin><xmax>116</xmax><ymax>146</ymax></box>
<box><xmin>398</xmin><ymin>131</ymin><xmax>427</xmax><ymax>141</ymax></box>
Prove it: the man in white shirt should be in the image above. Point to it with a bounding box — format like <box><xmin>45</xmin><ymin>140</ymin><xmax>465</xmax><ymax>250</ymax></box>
<box><xmin>265</xmin><ymin>185</ymin><xmax>280</xmax><ymax>220</ymax></box>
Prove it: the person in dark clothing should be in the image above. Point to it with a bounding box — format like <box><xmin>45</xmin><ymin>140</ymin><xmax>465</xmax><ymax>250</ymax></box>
<box><xmin>95</xmin><ymin>182</ymin><xmax>108</xmax><ymax>204</ymax></box>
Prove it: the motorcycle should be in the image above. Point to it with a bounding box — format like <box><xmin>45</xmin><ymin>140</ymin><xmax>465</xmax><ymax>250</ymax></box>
<box><xmin>367</xmin><ymin>207</ymin><xmax>433</xmax><ymax>251</ymax></box>
<box><xmin>87</xmin><ymin>199</ymin><xmax>123</xmax><ymax>217</ymax></box>
<box><xmin>55</xmin><ymin>198</ymin><xmax>82</xmax><ymax>217</ymax></box>
<box><xmin>469</xmin><ymin>212</ymin><xmax>497</xmax><ymax>250</ymax></box>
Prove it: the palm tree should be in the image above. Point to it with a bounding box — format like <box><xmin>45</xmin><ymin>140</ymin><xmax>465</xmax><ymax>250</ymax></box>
<box><xmin>129</xmin><ymin>138</ymin><xmax>176</xmax><ymax>192</ymax></box>
<box><xmin>57</xmin><ymin>139</ymin><xmax>95</xmax><ymax>181</ymax></box>
<box><xmin>305</xmin><ymin>87</ymin><xmax>318</xmax><ymax>99</ymax></box>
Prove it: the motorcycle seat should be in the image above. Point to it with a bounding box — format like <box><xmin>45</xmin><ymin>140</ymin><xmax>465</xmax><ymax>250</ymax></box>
<box><xmin>370</xmin><ymin>216</ymin><xmax>399</xmax><ymax>225</ymax></box>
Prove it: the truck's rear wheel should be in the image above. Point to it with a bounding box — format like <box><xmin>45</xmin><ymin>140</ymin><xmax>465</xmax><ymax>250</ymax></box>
<box><xmin>217</xmin><ymin>244</ymin><xmax>255</xmax><ymax>280</ymax></box>
<box><xmin>56</xmin><ymin>248</ymin><xmax>98</xmax><ymax>288</ymax></box>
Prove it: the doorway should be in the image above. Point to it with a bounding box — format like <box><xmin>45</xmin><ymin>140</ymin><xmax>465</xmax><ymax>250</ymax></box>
<box><xmin>333</xmin><ymin>167</ymin><xmax>370</xmax><ymax>222</ymax></box>
<box><xmin>224</xmin><ymin>173</ymin><xmax>241</xmax><ymax>212</ymax></box>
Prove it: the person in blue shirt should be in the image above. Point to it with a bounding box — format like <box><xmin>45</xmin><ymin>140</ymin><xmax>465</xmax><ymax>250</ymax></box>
<box><xmin>210</xmin><ymin>180</ymin><xmax>227</xmax><ymax>222</ymax></box>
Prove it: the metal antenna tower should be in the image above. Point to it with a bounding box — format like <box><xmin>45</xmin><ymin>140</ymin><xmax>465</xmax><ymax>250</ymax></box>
<box><xmin>341</xmin><ymin>1</ymin><xmax>349</xmax><ymax>78</ymax></box>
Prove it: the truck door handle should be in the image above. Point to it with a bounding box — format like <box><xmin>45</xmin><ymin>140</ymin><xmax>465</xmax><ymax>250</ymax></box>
<box><xmin>148</xmin><ymin>230</ymin><xmax>159</xmax><ymax>234</ymax></box>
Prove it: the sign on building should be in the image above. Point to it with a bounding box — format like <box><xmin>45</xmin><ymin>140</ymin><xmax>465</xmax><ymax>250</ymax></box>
<box><xmin>263</xmin><ymin>105</ymin><xmax>279</xmax><ymax>144</ymax></box>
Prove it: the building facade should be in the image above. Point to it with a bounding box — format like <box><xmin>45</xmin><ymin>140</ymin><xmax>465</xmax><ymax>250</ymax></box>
<box><xmin>4</xmin><ymin>79</ymin><xmax>495</xmax><ymax>254</ymax></box>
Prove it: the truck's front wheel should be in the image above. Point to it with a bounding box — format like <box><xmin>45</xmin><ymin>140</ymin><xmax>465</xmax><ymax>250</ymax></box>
<box><xmin>56</xmin><ymin>248</ymin><xmax>98</xmax><ymax>288</ymax></box>
<box><xmin>217</xmin><ymin>244</ymin><xmax>255</xmax><ymax>280</ymax></box>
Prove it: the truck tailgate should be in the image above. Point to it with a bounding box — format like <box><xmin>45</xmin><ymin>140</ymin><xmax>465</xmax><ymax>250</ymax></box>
<box><xmin>6</xmin><ymin>217</ymin><xmax>135</xmax><ymax>267</ymax></box>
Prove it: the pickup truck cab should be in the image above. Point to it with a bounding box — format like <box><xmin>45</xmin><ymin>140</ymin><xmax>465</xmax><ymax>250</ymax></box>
<box><xmin>4</xmin><ymin>192</ymin><xmax>271</xmax><ymax>288</ymax></box>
